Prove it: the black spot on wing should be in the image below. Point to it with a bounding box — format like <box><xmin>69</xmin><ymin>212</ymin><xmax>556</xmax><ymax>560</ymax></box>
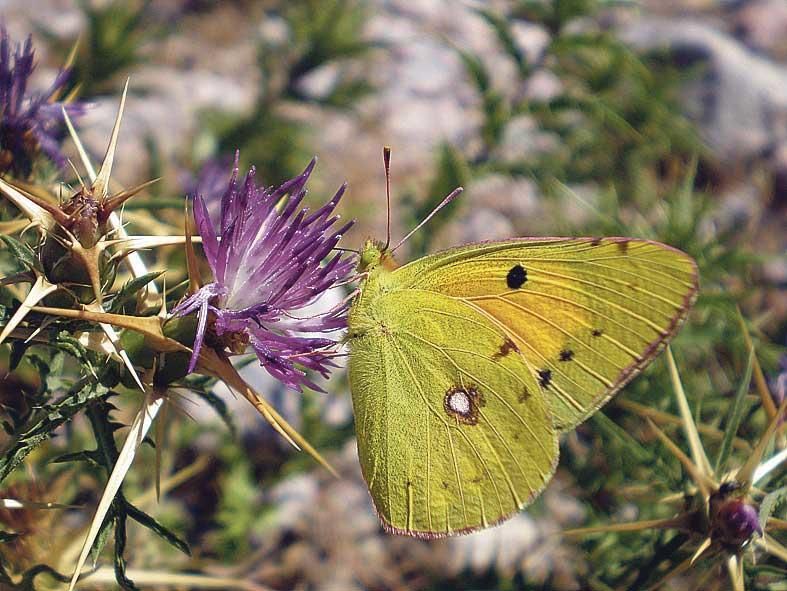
<box><xmin>559</xmin><ymin>349</ymin><xmax>574</xmax><ymax>362</ymax></box>
<box><xmin>537</xmin><ymin>369</ymin><xmax>552</xmax><ymax>389</ymax></box>
<box><xmin>506</xmin><ymin>265</ymin><xmax>527</xmax><ymax>289</ymax></box>
<box><xmin>591</xmin><ymin>328</ymin><xmax>603</xmax><ymax>337</ymax></box>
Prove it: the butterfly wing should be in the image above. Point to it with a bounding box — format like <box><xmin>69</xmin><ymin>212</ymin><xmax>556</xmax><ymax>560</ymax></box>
<box><xmin>391</xmin><ymin>237</ymin><xmax>699</xmax><ymax>431</ymax></box>
<box><xmin>348</xmin><ymin>286</ymin><xmax>558</xmax><ymax>537</ymax></box>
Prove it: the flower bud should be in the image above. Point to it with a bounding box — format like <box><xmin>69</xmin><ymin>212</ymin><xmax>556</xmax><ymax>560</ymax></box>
<box><xmin>61</xmin><ymin>190</ymin><xmax>101</xmax><ymax>249</ymax></box>
<box><xmin>714</xmin><ymin>499</ymin><xmax>761</xmax><ymax>547</ymax></box>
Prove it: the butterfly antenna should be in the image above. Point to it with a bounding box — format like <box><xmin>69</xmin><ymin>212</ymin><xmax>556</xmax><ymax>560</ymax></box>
<box><xmin>383</xmin><ymin>145</ymin><xmax>392</xmax><ymax>251</ymax></box>
<box><xmin>390</xmin><ymin>186</ymin><xmax>463</xmax><ymax>254</ymax></box>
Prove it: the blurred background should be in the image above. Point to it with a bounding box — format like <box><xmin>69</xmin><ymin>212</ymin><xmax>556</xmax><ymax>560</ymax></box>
<box><xmin>1</xmin><ymin>0</ymin><xmax>786</xmax><ymax>589</ymax></box>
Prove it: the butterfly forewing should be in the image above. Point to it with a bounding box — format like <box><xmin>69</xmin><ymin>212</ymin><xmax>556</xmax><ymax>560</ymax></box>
<box><xmin>395</xmin><ymin>237</ymin><xmax>699</xmax><ymax>431</ymax></box>
<box><xmin>348</xmin><ymin>286</ymin><xmax>558</xmax><ymax>537</ymax></box>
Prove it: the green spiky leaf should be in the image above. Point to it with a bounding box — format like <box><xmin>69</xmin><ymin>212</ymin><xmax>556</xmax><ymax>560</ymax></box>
<box><xmin>715</xmin><ymin>348</ymin><xmax>754</xmax><ymax>473</ymax></box>
<box><xmin>759</xmin><ymin>486</ymin><xmax>787</xmax><ymax>533</ymax></box>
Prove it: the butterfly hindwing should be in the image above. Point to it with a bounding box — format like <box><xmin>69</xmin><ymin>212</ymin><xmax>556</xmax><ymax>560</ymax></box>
<box><xmin>393</xmin><ymin>237</ymin><xmax>699</xmax><ymax>431</ymax></box>
<box><xmin>348</xmin><ymin>285</ymin><xmax>558</xmax><ymax>537</ymax></box>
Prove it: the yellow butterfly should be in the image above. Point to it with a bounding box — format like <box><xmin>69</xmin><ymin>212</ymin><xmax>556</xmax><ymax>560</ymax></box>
<box><xmin>346</xmin><ymin>150</ymin><xmax>698</xmax><ymax>538</ymax></box>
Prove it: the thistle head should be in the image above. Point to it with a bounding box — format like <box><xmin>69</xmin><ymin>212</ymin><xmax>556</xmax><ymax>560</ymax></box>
<box><xmin>60</xmin><ymin>188</ymin><xmax>101</xmax><ymax>248</ymax></box>
<box><xmin>173</xmin><ymin>156</ymin><xmax>356</xmax><ymax>391</ymax></box>
<box><xmin>709</xmin><ymin>482</ymin><xmax>762</xmax><ymax>549</ymax></box>
<box><xmin>0</xmin><ymin>26</ymin><xmax>85</xmax><ymax>178</ymax></box>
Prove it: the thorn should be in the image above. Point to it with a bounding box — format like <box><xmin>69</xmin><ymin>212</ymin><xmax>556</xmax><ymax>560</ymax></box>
<box><xmin>89</xmin><ymin>305</ymin><xmax>145</xmax><ymax>391</ymax></box>
<box><xmin>562</xmin><ymin>514</ymin><xmax>691</xmax><ymax>537</ymax></box>
<box><xmin>63</xmin><ymin>34</ymin><xmax>80</xmax><ymax>73</ymax></box>
<box><xmin>100</xmin><ymin>178</ymin><xmax>159</xmax><ymax>220</ymax></box>
<box><xmin>62</xmin><ymin>105</ymin><xmax>96</xmax><ymax>181</ymax></box>
<box><xmin>62</xmin><ymin>85</ymin><xmax>159</xmax><ymax>297</ymax></box>
<box><xmin>158</xmin><ymin>278</ymin><xmax>168</xmax><ymax>318</ymax></box>
<box><xmin>70</xmin><ymin>243</ymin><xmax>105</xmax><ymax>306</ymax></box>
<box><xmin>736</xmin><ymin>306</ymin><xmax>778</xmax><ymax>420</ymax></box>
<box><xmin>690</xmin><ymin>537</ymin><xmax>713</xmax><ymax>565</ymax></box>
<box><xmin>0</xmin><ymin>275</ymin><xmax>59</xmax><ymax>347</ymax></box>
<box><xmin>32</xmin><ymin>305</ymin><xmax>189</xmax><ymax>358</ymax></box>
<box><xmin>197</xmin><ymin>349</ymin><xmax>339</xmax><ymax>477</ymax></box>
<box><xmin>65</xmin><ymin>392</ymin><xmax>164</xmax><ymax>591</ymax></box>
<box><xmin>0</xmin><ymin>178</ymin><xmax>69</xmax><ymax>227</ymax></box>
<box><xmin>93</xmin><ymin>78</ymin><xmax>129</xmax><ymax>199</ymax></box>
<box><xmin>154</xmin><ymin>393</ymin><xmax>168</xmax><ymax>503</ymax></box>
<box><xmin>20</xmin><ymin>220</ymin><xmax>42</xmax><ymax>238</ymax></box>
<box><xmin>647</xmin><ymin>418</ymin><xmax>715</xmax><ymax>501</ymax></box>
<box><xmin>66</xmin><ymin>158</ymin><xmax>87</xmax><ymax>192</ymax></box>
<box><xmin>666</xmin><ymin>346</ymin><xmax>714</xmax><ymax>478</ymax></box>
<box><xmin>63</xmin><ymin>82</ymin><xmax>82</xmax><ymax>104</ymax></box>
<box><xmin>738</xmin><ymin>397</ymin><xmax>787</xmax><ymax>489</ymax></box>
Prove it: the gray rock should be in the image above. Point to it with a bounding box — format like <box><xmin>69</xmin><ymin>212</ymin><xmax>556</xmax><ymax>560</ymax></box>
<box><xmin>620</xmin><ymin>18</ymin><xmax>787</xmax><ymax>166</ymax></box>
<box><xmin>457</xmin><ymin>207</ymin><xmax>516</xmax><ymax>243</ymax></box>
<box><xmin>523</xmin><ymin>68</ymin><xmax>564</xmax><ymax>102</ymax></box>
<box><xmin>497</xmin><ymin>114</ymin><xmax>560</xmax><ymax>163</ymax></box>
<box><xmin>734</xmin><ymin>0</ymin><xmax>787</xmax><ymax>59</ymax></box>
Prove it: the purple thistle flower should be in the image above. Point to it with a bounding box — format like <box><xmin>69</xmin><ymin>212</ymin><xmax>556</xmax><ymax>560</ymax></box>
<box><xmin>0</xmin><ymin>26</ymin><xmax>85</xmax><ymax>178</ymax></box>
<box><xmin>174</xmin><ymin>156</ymin><xmax>355</xmax><ymax>391</ymax></box>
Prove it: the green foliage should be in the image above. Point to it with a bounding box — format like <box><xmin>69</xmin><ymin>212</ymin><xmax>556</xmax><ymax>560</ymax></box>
<box><xmin>759</xmin><ymin>486</ymin><xmax>787</xmax><ymax>533</ymax></box>
<box><xmin>403</xmin><ymin>143</ymin><xmax>469</xmax><ymax>258</ymax></box>
<box><xmin>416</xmin><ymin>0</ymin><xmax>701</xmax><ymax>256</ymax></box>
<box><xmin>79</xmin><ymin>400</ymin><xmax>189</xmax><ymax>588</ymax></box>
<box><xmin>210</xmin><ymin>445</ymin><xmax>261</xmax><ymax>559</ymax></box>
<box><xmin>715</xmin><ymin>349</ymin><xmax>754</xmax><ymax>473</ymax></box>
<box><xmin>0</xmin><ymin>377</ymin><xmax>108</xmax><ymax>483</ymax></box>
<box><xmin>0</xmin><ymin>235</ymin><xmax>38</xmax><ymax>274</ymax></box>
<box><xmin>283</xmin><ymin>0</ymin><xmax>378</xmax><ymax>106</ymax></box>
<box><xmin>204</xmin><ymin>0</ymin><xmax>378</xmax><ymax>185</ymax></box>
<box><xmin>107</xmin><ymin>271</ymin><xmax>164</xmax><ymax>314</ymax></box>
<box><xmin>40</xmin><ymin>0</ymin><xmax>158</xmax><ymax>98</ymax></box>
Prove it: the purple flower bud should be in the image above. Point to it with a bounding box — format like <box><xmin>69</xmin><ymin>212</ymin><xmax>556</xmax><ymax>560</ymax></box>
<box><xmin>715</xmin><ymin>499</ymin><xmax>761</xmax><ymax>546</ymax></box>
<box><xmin>174</xmin><ymin>156</ymin><xmax>355</xmax><ymax>391</ymax></box>
<box><xmin>0</xmin><ymin>27</ymin><xmax>86</xmax><ymax>178</ymax></box>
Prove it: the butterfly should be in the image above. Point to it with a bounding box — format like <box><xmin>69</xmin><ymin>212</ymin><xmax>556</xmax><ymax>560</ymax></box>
<box><xmin>346</xmin><ymin>150</ymin><xmax>699</xmax><ymax>538</ymax></box>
